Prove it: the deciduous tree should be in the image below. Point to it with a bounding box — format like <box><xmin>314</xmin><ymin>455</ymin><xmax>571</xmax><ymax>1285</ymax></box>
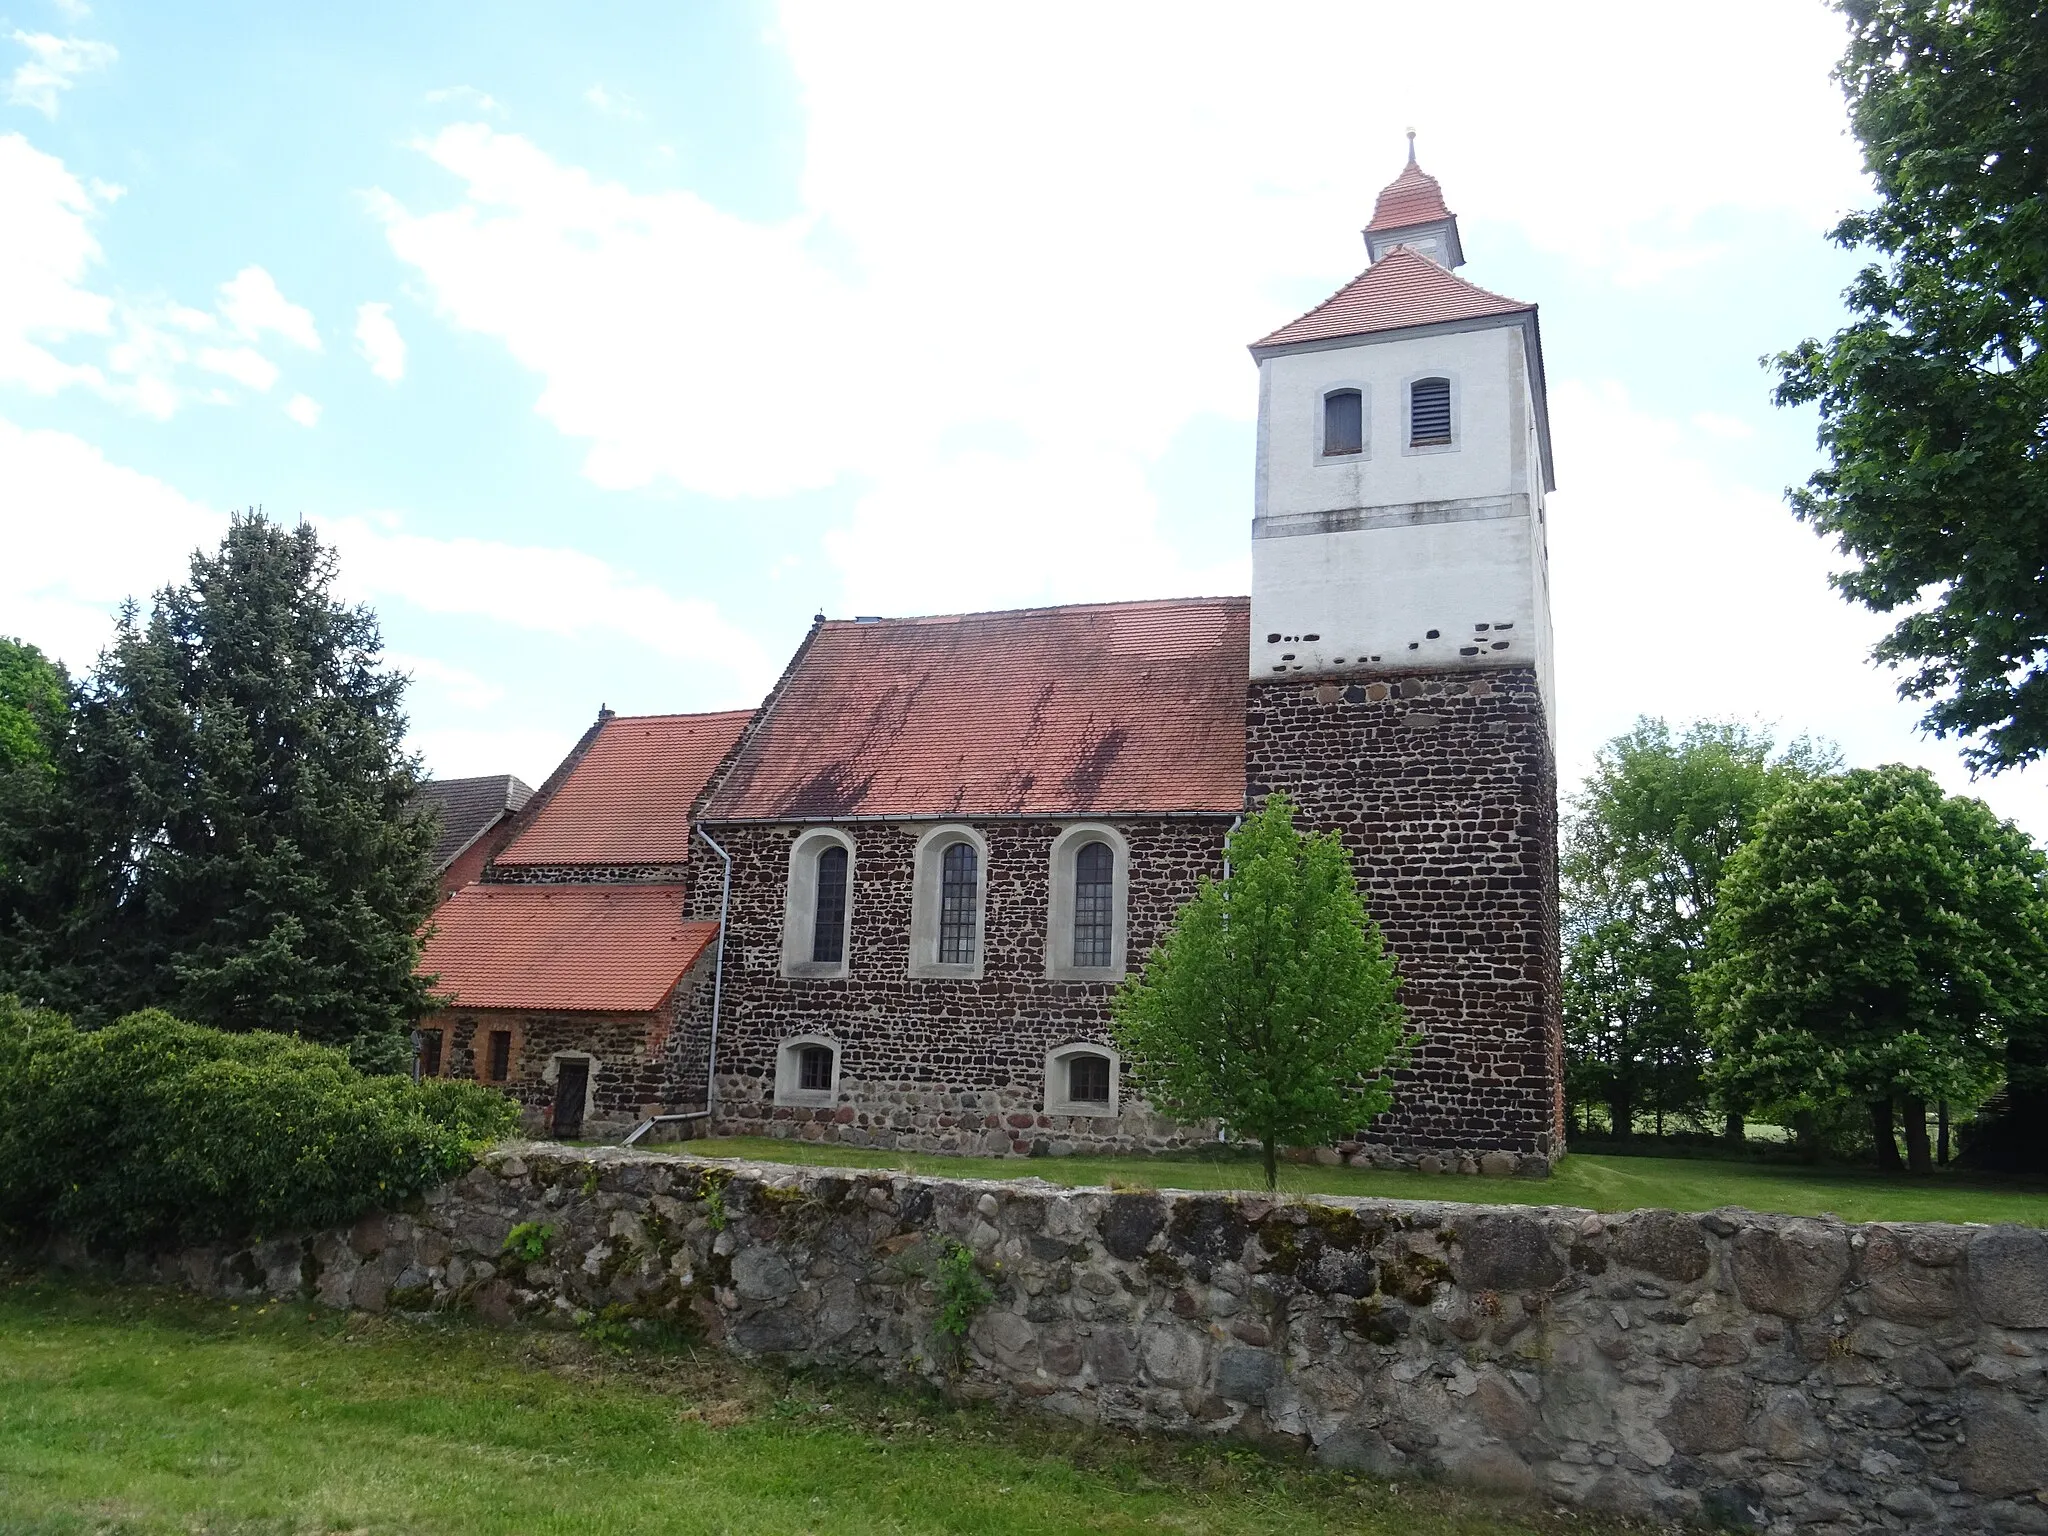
<box><xmin>1112</xmin><ymin>794</ymin><xmax>1409</xmax><ymax>1189</ymax></box>
<box><xmin>1773</xmin><ymin>0</ymin><xmax>2048</xmax><ymax>773</ymax></box>
<box><xmin>1698</xmin><ymin>765</ymin><xmax>2048</xmax><ymax>1173</ymax></box>
<box><xmin>1564</xmin><ymin>720</ymin><xmax>1836</xmax><ymax>1141</ymax></box>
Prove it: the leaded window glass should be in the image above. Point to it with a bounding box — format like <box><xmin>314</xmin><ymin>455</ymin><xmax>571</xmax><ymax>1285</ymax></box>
<box><xmin>811</xmin><ymin>844</ymin><xmax>848</xmax><ymax>963</ymax></box>
<box><xmin>1068</xmin><ymin>1053</ymin><xmax>1111</xmax><ymax>1104</ymax></box>
<box><xmin>1072</xmin><ymin>840</ymin><xmax>1114</xmax><ymax>967</ymax></box>
<box><xmin>799</xmin><ymin>1044</ymin><xmax>834</xmax><ymax>1092</ymax></box>
<box><xmin>938</xmin><ymin>841</ymin><xmax>979</xmax><ymax>965</ymax></box>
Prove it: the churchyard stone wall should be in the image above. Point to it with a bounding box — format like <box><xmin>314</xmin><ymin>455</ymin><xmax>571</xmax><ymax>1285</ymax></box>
<box><xmin>1247</xmin><ymin>664</ymin><xmax>1563</xmax><ymax>1159</ymax></box>
<box><xmin>119</xmin><ymin>1145</ymin><xmax>2048</xmax><ymax>1534</ymax></box>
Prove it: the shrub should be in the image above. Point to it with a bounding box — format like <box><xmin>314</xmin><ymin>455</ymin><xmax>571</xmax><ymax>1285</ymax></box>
<box><xmin>0</xmin><ymin>998</ymin><xmax>517</xmax><ymax>1250</ymax></box>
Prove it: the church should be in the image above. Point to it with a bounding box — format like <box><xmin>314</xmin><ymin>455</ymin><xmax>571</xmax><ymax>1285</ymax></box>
<box><xmin>416</xmin><ymin>145</ymin><xmax>1564</xmax><ymax>1172</ymax></box>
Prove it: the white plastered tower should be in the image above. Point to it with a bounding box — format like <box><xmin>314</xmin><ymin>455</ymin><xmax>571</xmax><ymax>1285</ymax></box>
<box><xmin>1248</xmin><ymin>140</ymin><xmax>1557</xmax><ymax>715</ymax></box>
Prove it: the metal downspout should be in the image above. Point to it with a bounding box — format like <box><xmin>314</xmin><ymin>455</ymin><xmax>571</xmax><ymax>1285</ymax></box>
<box><xmin>696</xmin><ymin>826</ymin><xmax>734</xmax><ymax>1132</ymax></box>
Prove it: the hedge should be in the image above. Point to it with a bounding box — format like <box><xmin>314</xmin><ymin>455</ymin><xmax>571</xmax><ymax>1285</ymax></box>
<box><xmin>0</xmin><ymin>999</ymin><xmax>518</xmax><ymax>1250</ymax></box>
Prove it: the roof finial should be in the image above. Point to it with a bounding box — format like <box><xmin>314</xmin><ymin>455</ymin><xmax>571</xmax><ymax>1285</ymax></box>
<box><xmin>1406</xmin><ymin>127</ymin><xmax>1417</xmax><ymax>165</ymax></box>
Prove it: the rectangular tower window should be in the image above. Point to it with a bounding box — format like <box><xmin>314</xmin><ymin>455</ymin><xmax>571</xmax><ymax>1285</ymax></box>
<box><xmin>1322</xmin><ymin>389</ymin><xmax>1363</xmax><ymax>456</ymax></box>
<box><xmin>486</xmin><ymin>1030</ymin><xmax>511</xmax><ymax>1082</ymax></box>
<box><xmin>1410</xmin><ymin>377</ymin><xmax>1452</xmax><ymax>446</ymax></box>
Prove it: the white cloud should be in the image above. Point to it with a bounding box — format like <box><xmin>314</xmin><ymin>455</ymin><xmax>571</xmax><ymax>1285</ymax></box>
<box><xmin>7</xmin><ymin>31</ymin><xmax>115</xmax><ymax>117</ymax></box>
<box><xmin>386</xmin><ymin>651</ymin><xmax>505</xmax><ymax>711</ymax></box>
<box><xmin>196</xmin><ymin>344</ymin><xmax>279</xmax><ymax>391</ymax></box>
<box><xmin>372</xmin><ymin>1</ymin><xmax>1866</xmax><ymax>621</ymax></box>
<box><xmin>0</xmin><ymin>414</ymin><xmax>225</xmax><ymax>665</ymax></box>
<box><xmin>1547</xmin><ymin>381</ymin><xmax>2046</xmax><ymax>835</ymax></box>
<box><xmin>322</xmin><ymin>514</ymin><xmax>775</xmax><ymax>696</ymax></box>
<box><xmin>353</xmin><ymin>300</ymin><xmax>406</xmax><ymax>382</ymax></box>
<box><xmin>0</xmin><ymin>131</ymin><xmax>111</xmax><ymax>392</ymax></box>
<box><xmin>217</xmin><ymin>265</ymin><xmax>320</xmax><ymax>350</ymax></box>
<box><xmin>1690</xmin><ymin>410</ymin><xmax>1757</xmax><ymax>441</ymax></box>
<box><xmin>284</xmin><ymin>392</ymin><xmax>321</xmax><ymax>426</ymax></box>
<box><xmin>583</xmin><ymin>84</ymin><xmax>644</xmax><ymax>121</ymax></box>
<box><xmin>425</xmin><ymin>84</ymin><xmax>500</xmax><ymax>114</ymax></box>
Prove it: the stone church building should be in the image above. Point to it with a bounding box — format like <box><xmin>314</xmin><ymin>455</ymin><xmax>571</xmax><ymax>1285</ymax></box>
<box><xmin>417</xmin><ymin>146</ymin><xmax>1563</xmax><ymax>1169</ymax></box>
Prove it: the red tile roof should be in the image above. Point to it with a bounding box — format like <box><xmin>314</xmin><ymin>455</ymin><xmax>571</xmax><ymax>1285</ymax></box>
<box><xmin>1367</xmin><ymin>158</ymin><xmax>1452</xmax><ymax>232</ymax></box>
<box><xmin>495</xmin><ymin>709</ymin><xmax>753</xmax><ymax>867</ymax></box>
<box><xmin>1251</xmin><ymin>246</ymin><xmax>1532</xmax><ymax>351</ymax></box>
<box><xmin>420</xmin><ymin>884</ymin><xmax>717</xmax><ymax>1012</ymax></box>
<box><xmin>702</xmin><ymin>597</ymin><xmax>1249</xmax><ymax>820</ymax></box>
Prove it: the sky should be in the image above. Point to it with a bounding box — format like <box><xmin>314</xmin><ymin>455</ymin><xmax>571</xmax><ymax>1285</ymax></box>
<box><xmin>3</xmin><ymin>1</ymin><xmax>2042</xmax><ymax>838</ymax></box>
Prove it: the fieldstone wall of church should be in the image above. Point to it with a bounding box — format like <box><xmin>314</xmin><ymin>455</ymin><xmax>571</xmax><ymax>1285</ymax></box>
<box><xmin>128</xmin><ymin>1144</ymin><xmax>2048</xmax><ymax>1535</ymax></box>
<box><xmin>671</xmin><ymin>817</ymin><xmax>1233</xmax><ymax>1154</ymax></box>
<box><xmin>1246</xmin><ymin>665</ymin><xmax>1563</xmax><ymax>1161</ymax></box>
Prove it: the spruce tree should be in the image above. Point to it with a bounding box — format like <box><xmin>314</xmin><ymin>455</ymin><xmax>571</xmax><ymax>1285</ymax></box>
<box><xmin>42</xmin><ymin>513</ymin><xmax>439</xmax><ymax>1066</ymax></box>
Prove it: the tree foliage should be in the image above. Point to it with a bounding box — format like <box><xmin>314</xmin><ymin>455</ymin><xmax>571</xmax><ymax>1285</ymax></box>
<box><xmin>0</xmin><ymin>514</ymin><xmax>440</xmax><ymax>1065</ymax></box>
<box><xmin>1563</xmin><ymin>719</ymin><xmax>1837</xmax><ymax>1138</ymax></box>
<box><xmin>0</xmin><ymin>998</ymin><xmax>516</xmax><ymax>1250</ymax></box>
<box><xmin>0</xmin><ymin>640</ymin><xmax>71</xmax><ymax>971</ymax></box>
<box><xmin>1773</xmin><ymin>0</ymin><xmax>2048</xmax><ymax>772</ymax></box>
<box><xmin>1111</xmin><ymin>794</ymin><xmax>1409</xmax><ymax>1188</ymax></box>
<box><xmin>1698</xmin><ymin>765</ymin><xmax>2048</xmax><ymax>1173</ymax></box>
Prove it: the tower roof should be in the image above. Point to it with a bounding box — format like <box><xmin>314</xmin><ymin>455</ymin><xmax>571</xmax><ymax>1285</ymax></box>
<box><xmin>1250</xmin><ymin>245</ymin><xmax>1531</xmax><ymax>352</ymax></box>
<box><xmin>1366</xmin><ymin>143</ymin><xmax>1453</xmax><ymax>233</ymax></box>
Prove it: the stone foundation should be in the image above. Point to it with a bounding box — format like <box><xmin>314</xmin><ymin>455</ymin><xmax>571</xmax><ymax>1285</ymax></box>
<box><xmin>109</xmin><ymin>1144</ymin><xmax>2048</xmax><ymax>1534</ymax></box>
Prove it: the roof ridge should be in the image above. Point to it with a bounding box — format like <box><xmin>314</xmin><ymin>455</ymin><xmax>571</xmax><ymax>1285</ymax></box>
<box><xmin>821</xmin><ymin>594</ymin><xmax>1249</xmax><ymax>629</ymax></box>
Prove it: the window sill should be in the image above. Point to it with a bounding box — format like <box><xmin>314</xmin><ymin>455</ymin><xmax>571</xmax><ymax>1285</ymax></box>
<box><xmin>773</xmin><ymin>1089</ymin><xmax>837</xmax><ymax>1109</ymax></box>
<box><xmin>1046</xmin><ymin>1099</ymin><xmax>1119</xmax><ymax>1119</ymax></box>
<box><xmin>781</xmin><ymin>960</ymin><xmax>851</xmax><ymax>981</ymax></box>
<box><xmin>1046</xmin><ymin>963</ymin><xmax>1125</xmax><ymax>984</ymax></box>
<box><xmin>907</xmin><ymin>961</ymin><xmax>984</xmax><ymax>981</ymax></box>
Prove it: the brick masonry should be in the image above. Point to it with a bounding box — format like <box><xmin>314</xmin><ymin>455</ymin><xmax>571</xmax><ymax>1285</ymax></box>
<box><xmin>1246</xmin><ymin>665</ymin><xmax>1563</xmax><ymax>1159</ymax></box>
<box><xmin>672</xmin><ymin>818</ymin><xmax>1233</xmax><ymax>1154</ymax></box>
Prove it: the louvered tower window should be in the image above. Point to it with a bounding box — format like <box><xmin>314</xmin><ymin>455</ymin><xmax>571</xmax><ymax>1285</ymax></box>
<box><xmin>1322</xmin><ymin>388</ymin><xmax>1363</xmax><ymax>456</ymax></box>
<box><xmin>1072</xmin><ymin>840</ymin><xmax>1114</xmax><ymax>967</ymax></box>
<box><xmin>938</xmin><ymin>841</ymin><xmax>979</xmax><ymax>965</ymax></box>
<box><xmin>811</xmin><ymin>844</ymin><xmax>848</xmax><ymax>963</ymax></box>
<box><xmin>1410</xmin><ymin>377</ymin><xmax>1452</xmax><ymax>446</ymax></box>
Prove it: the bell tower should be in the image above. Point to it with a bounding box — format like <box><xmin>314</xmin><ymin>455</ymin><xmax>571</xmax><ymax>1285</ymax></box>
<box><xmin>1244</xmin><ymin>142</ymin><xmax>1564</xmax><ymax>1167</ymax></box>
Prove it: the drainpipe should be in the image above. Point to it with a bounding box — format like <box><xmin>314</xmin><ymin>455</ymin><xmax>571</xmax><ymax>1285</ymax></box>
<box><xmin>696</xmin><ymin>825</ymin><xmax>734</xmax><ymax>1130</ymax></box>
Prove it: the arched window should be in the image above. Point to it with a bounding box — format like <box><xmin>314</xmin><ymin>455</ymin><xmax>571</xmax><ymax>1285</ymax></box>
<box><xmin>781</xmin><ymin>829</ymin><xmax>855</xmax><ymax>978</ymax></box>
<box><xmin>1072</xmin><ymin>841</ymin><xmax>1114</xmax><ymax>968</ymax></box>
<box><xmin>1410</xmin><ymin>377</ymin><xmax>1452</xmax><ymax>446</ymax></box>
<box><xmin>811</xmin><ymin>844</ymin><xmax>848</xmax><ymax>963</ymax></box>
<box><xmin>1322</xmin><ymin>388</ymin><xmax>1363</xmax><ymax>456</ymax></box>
<box><xmin>938</xmin><ymin>840</ymin><xmax>979</xmax><ymax>965</ymax></box>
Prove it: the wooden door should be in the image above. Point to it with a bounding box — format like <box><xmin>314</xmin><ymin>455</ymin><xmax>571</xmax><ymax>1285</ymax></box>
<box><xmin>553</xmin><ymin>1059</ymin><xmax>589</xmax><ymax>1140</ymax></box>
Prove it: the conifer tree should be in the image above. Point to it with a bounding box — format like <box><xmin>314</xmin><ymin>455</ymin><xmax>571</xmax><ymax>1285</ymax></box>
<box><xmin>19</xmin><ymin>513</ymin><xmax>440</xmax><ymax>1067</ymax></box>
<box><xmin>1112</xmin><ymin>794</ymin><xmax>1409</xmax><ymax>1188</ymax></box>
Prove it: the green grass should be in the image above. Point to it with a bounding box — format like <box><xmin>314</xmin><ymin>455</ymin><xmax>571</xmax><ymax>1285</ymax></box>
<box><xmin>685</xmin><ymin>1138</ymin><xmax>2048</xmax><ymax>1226</ymax></box>
<box><xmin>0</xmin><ymin>1277</ymin><xmax>1611</xmax><ymax>1536</ymax></box>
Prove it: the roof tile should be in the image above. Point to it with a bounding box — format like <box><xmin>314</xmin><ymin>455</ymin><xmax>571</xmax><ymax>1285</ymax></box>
<box><xmin>411</xmin><ymin>774</ymin><xmax>533</xmax><ymax>872</ymax></box>
<box><xmin>1252</xmin><ymin>246</ymin><xmax>1531</xmax><ymax>351</ymax></box>
<box><xmin>703</xmin><ymin>598</ymin><xmax>1248</xmax><ymax>820</ymax></box>
<box><xmin>1366</xmin><ymin>159</ymin><xmax>1452</xmax><ymax>232</ymax></box>
<box><xmin>419</xmin><ymin>884</ymin><xmax>716</xmax><ymax>1012</ymax></box>
<box><xmin>495</xmin><ymin>710</ymin><xmax>752</xmax><ymax>866</ymax></box>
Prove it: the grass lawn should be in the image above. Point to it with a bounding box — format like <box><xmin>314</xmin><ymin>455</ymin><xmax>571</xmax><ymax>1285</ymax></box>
<box><xmin>0</xmin><ymin>1278</ymin><xmax>1614</xmax><ymax>1536</ymax></box>
<box><xmin>683</xmin><ymin>1138</ymin><xmax>2048</xmax><ymax>1227</ymax></box>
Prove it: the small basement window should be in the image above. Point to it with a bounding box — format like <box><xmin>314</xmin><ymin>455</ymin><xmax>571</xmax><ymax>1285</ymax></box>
<box><xmin>1068</xmin><ymin>1052</ymin><xmax>1111</xmax><ymax>1104</ymax></box>
<box><xmin>1322</xmin><ymin>388</ymin><xmax>1363</xmax><ymax>456</ymax></box>
<box><xmin>1045</xmin><ymin>1042</ymin><xmax>1120</xmax><ymax>1117</ymax></box>
<box><xmin>799</xmin><ymin>1043</ymin><xmax>835</xmax><ymax>1092</ymax></box>
<box><xmin>1410</xmin><ymin>377</ymin><xmax>1452</xmax><ymax>446</ymax></box>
